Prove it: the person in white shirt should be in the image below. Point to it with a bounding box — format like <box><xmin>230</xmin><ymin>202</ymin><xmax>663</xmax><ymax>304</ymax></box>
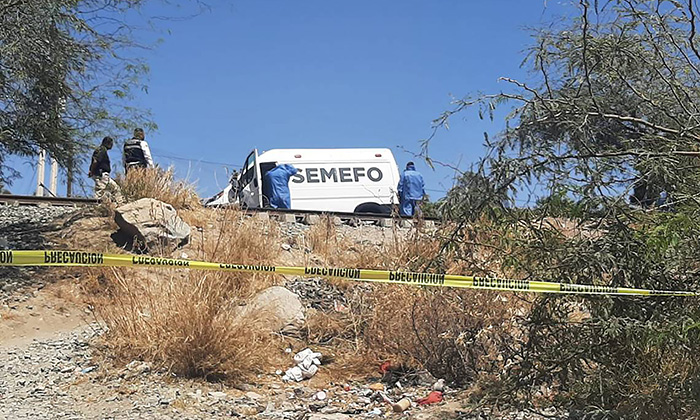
<box><xmin>123</xmin><ymin>127</ymin><xmax>154</xmax><ymax>172</ymax></box>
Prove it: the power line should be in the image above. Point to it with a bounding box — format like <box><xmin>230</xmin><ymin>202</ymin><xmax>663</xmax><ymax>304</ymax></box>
<box><xmin>150</xmin><ymin>151</ymin><xmax>241</xmax><ymax>168</ymax></box>
<box><xmin>425</xmin><ymin>188</ymin><xmax>448</xmax><ymax>193</ymax></box>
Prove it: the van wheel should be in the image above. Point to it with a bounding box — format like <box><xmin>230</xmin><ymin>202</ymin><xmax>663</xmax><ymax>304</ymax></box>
<box><xmin>354</xmin><ymin>202</ymin><xmax>390</xmax><ymax>215</ymax></box>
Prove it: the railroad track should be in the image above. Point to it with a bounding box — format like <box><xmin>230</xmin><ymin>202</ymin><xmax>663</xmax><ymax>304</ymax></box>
<box><xmin>0</xmin><ymin>194</ymin><xmax>439</xmax><ymax>225</ymax></box>
<box><xmin>240</xmin><ymin>206</ymin><xmax>440</xmax><ymax>226</ymax></box>
<box><xmin>0</xmin><ymin>194</ymin><xmax>98</xmax><ymax>207</ymax></box>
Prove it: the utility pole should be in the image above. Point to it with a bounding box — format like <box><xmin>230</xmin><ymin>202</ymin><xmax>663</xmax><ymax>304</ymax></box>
<box><xmin>59</xmin><ymin>97</ymin><xmax>70</xmax><ymax>197</ymax></box>
<box><xmin>49</xmin><ymin>156</ymin><xmax>58</xmax><ymax>196</ymax></box>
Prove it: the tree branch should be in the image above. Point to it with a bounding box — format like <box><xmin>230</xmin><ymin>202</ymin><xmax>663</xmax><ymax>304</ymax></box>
<box><xmin>586</xmin><ymin>111</ymin><xmax>700</xmax><ymax>140</ymax></box>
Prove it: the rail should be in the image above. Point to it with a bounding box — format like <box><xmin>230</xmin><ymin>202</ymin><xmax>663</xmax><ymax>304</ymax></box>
<box><xmin>239</xmin><ymin>206</ymin><xmax>440</xmax><ymax>223</ymax></box>
<box><xmin>0</xmin><ymin>194</ymin><xmax>440</xmax><ymax>224</ymax></box>
<box><xmin>0</xmin><ymin>194</ymin><xmax>98</xmax><ymax>207</ymax></box>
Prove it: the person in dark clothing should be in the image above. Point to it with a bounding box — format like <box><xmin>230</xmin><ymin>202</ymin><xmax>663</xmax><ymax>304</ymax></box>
<box><xmin>88</xmin><ymin>137</ymin><xmax>112</xmax><ymax>178</ymax></box>
<box><xmin>397</xmin><ymin>161</ymin><xmax>425</xmax><ymax>216</ymax></box>
<box><xmin>262</xmin><ymin>164</ymin><xmax>298</xmax><ymax>209</ymax></box>
<box><xmin>88</xmin><ymin>136</ymin><xmax>124</xmax><ymax>204</ymax></box>
<box><xmin>123</xmin><ymin>128</ymin><xmax>154</xmax><ymax>172</ymax></box>
<box><xmin>227</xmin><ymin>169</ymin><xmax>240</xmax><ymax>203</ymax></box>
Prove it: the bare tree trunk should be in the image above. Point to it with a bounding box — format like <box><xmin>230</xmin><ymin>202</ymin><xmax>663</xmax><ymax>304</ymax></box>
<box><xmin>66</xmin><ymin>156</ymin><xmax>73</xmax><ymax>197</ymax></box>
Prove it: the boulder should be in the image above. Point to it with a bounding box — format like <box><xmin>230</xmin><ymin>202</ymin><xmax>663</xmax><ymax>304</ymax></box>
<box><xmin>114</xmin><ymin>198</ymin><xmax>190</xmax><ymax>251</ymax></box>
<box><xmin>236</xmin><ymin>286</ymin><xmax>305</xmax><ymax>335</ymax></box>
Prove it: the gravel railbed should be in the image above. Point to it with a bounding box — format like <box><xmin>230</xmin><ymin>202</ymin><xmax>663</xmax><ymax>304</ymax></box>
<box><xmin>0</xmin><ymin>204</ymin><xmax>84</xmax><ymax>304</ymax></box>
<box><xmin>0</xmin><ymin>204</ymin><xmax>80</xmax><ymax>249</ymax></box>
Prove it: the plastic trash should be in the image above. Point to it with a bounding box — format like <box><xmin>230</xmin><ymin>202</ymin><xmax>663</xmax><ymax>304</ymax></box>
<box><xmin>416</xmin><ymin>391</ymin><xmax>443</xmax><ymax>406</ymax></box>
<box><xmin>282</xmin><ymin>348</ymin><xmax>322</xmax><ymax>382</ymax></box>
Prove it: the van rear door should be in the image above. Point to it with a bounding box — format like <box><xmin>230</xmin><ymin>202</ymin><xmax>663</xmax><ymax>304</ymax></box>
<box><xmin>238</xmin><ymin>149</ymin><xmax>263</xmax><ymax>208</ymax></box>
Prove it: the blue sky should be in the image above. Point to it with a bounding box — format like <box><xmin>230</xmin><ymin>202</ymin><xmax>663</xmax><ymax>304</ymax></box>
<box><xmin>9</xmin><ymin>0</ymin><xmax>576</xmax><ymax>200</ymax></box>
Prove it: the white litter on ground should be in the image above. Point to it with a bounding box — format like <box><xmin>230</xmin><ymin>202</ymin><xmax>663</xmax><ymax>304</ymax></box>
<box><xmin>282</xmin><ymin>348</ymin><xmax>322</xmax><ymax>382</ymax></box>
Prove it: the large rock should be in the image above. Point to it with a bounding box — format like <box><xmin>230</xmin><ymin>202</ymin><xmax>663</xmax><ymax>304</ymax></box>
<box><xmin>236</xmin><ymin>286</ymin><xmax>305</xmax><ymax>335</ymax></box>
<box><xmin>114</xmin><ymin>198</ymin><xmax>191</xmax><ymax>251</ymax></box>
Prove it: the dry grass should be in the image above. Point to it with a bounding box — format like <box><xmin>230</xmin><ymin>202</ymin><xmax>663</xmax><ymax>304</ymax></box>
<box><xmin>363</xmin><ymin>287</ymin><xmax>530</xmax><ymax>386</ymax></box>
<box><xmin>73</xmin><ymin>180</ymin><xmax>528</xmax><ymax>388</ymax></box>
<box><xmin>94</xmin><ymin>269</ymin><xmax>276</xmax><ymax>381</ymax></box>
<box><xmin>88</xmin><ymin>207</ymin><xmax>284</xmax><ymax>382</ymax></box>
<box><xmin>303</xmin><ymin>278</ymin><xmax>530</xmax><ymax>386</ymax></box>
<box><xmin>181</xmin><ymin>207</ymin><xmax>282</xmax><ymax>297</ymax></box>
<box><xmin>115</xmin><ymin>167</ymin><xmax>201</xmax><ymax>210</ymax></box>
<box><xmin>301</xmin><ymin>220</ymin><xmax>531</xmax><ymax>385</ymax></box>
<box><xmin>305</xmin><ymin>216</ymin><xmax>340</xmax><ymax>258</ymax></box>
<box><xmin>304</xmin><ymin>218</ymin><xmax>442</xmax><ymax>271</ymax></box>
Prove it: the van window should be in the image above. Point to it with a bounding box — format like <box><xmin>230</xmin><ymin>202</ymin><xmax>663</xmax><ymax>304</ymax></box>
<box><xmin>239</xmin><ymin>151</ymin><xmax>257</xmax><ymax>188</ymax></box>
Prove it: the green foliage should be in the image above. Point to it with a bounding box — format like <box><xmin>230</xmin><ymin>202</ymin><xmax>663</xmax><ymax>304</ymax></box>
<box><xmin>532</xmin><ymin>187</ymin><xmax>606</xmax><ymax>218</ymax></box>
<box><xmin>440</xmin><ymin>170</ymin><xmax>510</xmax><ymax>221</ymax></box>
<box><xmin>0</xmin><ymin>0</ymin><xmax>201</xmax><ymax>187</ymax></box>
<box><xmin>444</xmin><ymin>207</ymin><xmax>700</xmax><ymax>417</ymax></box>
<box><xmin>433</xmin><ymin>0</ymin><xmax>700</xmax><ymax>417</ymax></box>
<box><xmin>419</xmin><ymin>198</ymin><xmax>443</xmax><ymax>219</ymax></box>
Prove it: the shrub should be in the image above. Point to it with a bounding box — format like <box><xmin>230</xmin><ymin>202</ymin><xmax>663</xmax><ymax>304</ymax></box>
<box><xmin>91</xmin><ymin>208</ymin><xmax>283</xmax><ymax>381</ymax></box>
<box><xmin>496</xmin><ymin>212</ymin><xmax>700</xmax><ymax>418</ymax></box>
<box><xmin>364</xmin><ymin>287</ymin><xmax>529</xmax><ymax>387</ymax></box>
<box><xmin>95</xmin><ymin>269</ymin><xmax>276</xmax><ymax>380</ymax></box>
<box><xmin>115</xmin><ymin>167</ymin><xmax>200</xmax><ymax>210</ymax></box>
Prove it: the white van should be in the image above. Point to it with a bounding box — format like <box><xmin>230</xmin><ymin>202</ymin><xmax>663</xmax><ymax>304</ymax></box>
<box><xmin>205</xmin><ymin>148</ymin><xmax>400</xmax><ymax>213</ymax></box>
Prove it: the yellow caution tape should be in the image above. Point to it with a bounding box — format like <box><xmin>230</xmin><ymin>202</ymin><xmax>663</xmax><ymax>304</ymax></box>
<box><xmin>0</xmin><ymin>250</ymin><xmax>696</xmax><ymax>297</ymax></box>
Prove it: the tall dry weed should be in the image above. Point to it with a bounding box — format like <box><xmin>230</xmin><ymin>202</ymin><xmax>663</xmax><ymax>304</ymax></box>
<box><xmin>116</xmin><ymin>167</ymin><xmax>200</xmax><ymax>210</ymax></box>
<box><xmin>95</xmin><ymin>269</ymin><xmax>276</xmax><ymax>380</ymax></box>
<box><xmin>305</xmin><ymin>221</ymin><xmax>442</xmax><ymax>271</ymax></box>
<box><xmin>91</xmin><ymin>207</ymin><xmax>284</xmax><ymax>381</ymax></box>
<box><xmin>302</xmin><ymin>221</ymin><xmax>531</xmax><ymax>387</ymax></box>
<box><xmin>183</xmin><ymin>208</ymin><xmax>281</xmax><ymax>296</ymax></box>
<box><xmin>363</xmin><ymin>287</ymin><xmax>530</xmax><ymax>386</ymax></box>
<box><xmin>305</xmin><ymin>216</ymin><xmax>339</xmax><ymax>258</ymax></box>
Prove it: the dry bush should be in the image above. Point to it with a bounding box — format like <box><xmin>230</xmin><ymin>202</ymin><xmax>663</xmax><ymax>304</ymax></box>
<box><xmin>375</xmin><ymin>227</ymin><xmax>443</xmax><ymax>271</ymax></box>
<box><xmin>302</xmin><ymin>272</ymin><xmax>530</xmax><ymax>388</ymax></box>
<box><xmin>183</xmin><ymin>208</ymin><xmax>281</xmax><ymax>297</ymax></box>
<box><xmin>363</xmin><ymin>287</ymin><xmax>530</xmax><ymax>387</ymax></box>
<box><xmin>305</xmin><ymin>284</ymin><xmax>374</xmax><ymax>350</ymax></box>
<box><xmin>95</xmin><ymin>269</ymin><xmax>276</xmax><ymax>380</ymax></box>
<box><xmin>115</xmin><ymin>166</ymin><xmax>200</xmax><ymax>210</ymax></box>
<box><xmin>91</xmin><ymin>207</ymin><xmax>284</xmax><ymax>381</ymax></box>
<box><xmin>305</xmin><ymin>221</ymin><xmax>443</xmax><ymax>271</ymax></box>
<box><xmin>306</xmin><ymin>310</ymin><xmax>357</xmax><ymax>345</ymax></box>
<box><xmin>305</xmin><ymin>216</ymin><xmax>340</xmax><ymax>258</ymax></box>
<box><xmin>302</xmin><ymin>221</ymin><xmax>528</xmax><ymax>387</ymax></box>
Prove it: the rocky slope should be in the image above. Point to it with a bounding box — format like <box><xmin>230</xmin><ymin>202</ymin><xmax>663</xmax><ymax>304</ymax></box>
<box><xmin>0</xmin><ymin>204</ymin><xmax>564</xmax><ymax>420</ymax></box>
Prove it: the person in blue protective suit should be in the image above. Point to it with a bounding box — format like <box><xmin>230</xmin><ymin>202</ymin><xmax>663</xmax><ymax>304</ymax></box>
<box><xmin>397</xmin><ymin>161</ymin><xmax>425</xmax><ymax>216</ymax></box>
<box><xmin>263</xmin><ymin>164</ymin><xmax>299</xmax><ymax>209</ymax></box>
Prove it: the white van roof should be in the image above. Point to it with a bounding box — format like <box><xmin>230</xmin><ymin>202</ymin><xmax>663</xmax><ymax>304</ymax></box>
<box><xmin>258</xmin><ymin>148</ymin><xmax>395</xmax><ymax>163</ymax></box>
